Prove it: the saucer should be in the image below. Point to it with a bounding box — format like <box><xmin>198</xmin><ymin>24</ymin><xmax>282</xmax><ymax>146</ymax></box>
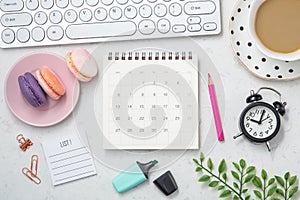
<box><xmin>229</xmin><ymin>0</ymin><xmax>300</xmax><ymax>80</ymax></box>
<box><xmin>5</xmin><ymin>53</ymin><xmax>80</xmax><ymax>127</ymax></box>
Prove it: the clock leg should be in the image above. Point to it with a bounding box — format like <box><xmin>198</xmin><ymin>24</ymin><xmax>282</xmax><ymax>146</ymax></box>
<box><xmin>233</xmin><ymin>132</ymin><xmax>244</xmax><ymax>139</ymax></box>
<box><xmin>266</xmin><ymin>142</ymin><xmax>271</xmax><ymax>151</ymax></box>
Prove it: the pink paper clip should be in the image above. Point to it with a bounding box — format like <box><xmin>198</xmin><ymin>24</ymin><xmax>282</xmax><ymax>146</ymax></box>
<box><xmin>22</xmin><ymin>155</ymin><xmax>41</xmax><ymax>184</ymax></box>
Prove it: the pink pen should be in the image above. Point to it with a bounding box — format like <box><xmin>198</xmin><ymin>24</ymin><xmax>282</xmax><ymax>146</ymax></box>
<box><xmin>208</xmin><ymin>73</ymin><xmax>224</xmax><ymax>141</ymax></box>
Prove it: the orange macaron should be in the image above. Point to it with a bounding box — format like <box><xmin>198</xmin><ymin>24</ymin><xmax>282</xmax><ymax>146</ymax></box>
<box><xmin>36</xmin><ymin>66</ymin><xmax>65</xmax><ymax>100</ymax></box>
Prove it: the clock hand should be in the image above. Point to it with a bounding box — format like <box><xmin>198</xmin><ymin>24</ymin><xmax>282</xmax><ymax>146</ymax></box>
<box><xmin>261</xmin><ymin>116</ymin><xmax>270</xmax><ymax>123</ymax></box>
<box><xmin>258</xmin><ymin>110</ymin><xmax>266</xmax><ymax>124</ymax></box>
<box><xmin>250</xmin><ymin>119</ymin><xmax>260</xmax><ymax>124</ymax></box>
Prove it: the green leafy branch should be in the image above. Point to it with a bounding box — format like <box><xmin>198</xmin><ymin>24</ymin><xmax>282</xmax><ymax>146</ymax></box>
<box><xmin>252</xmin><ymin>169</ymin><xmax>277</xmax><ymax>199</ymax></box>
<box><xmin>193</xmin><ymin>153</ymin><xmax>299</xmax><ymax>200</ymax></box>
<box><xmin>273</xmin><ymin>172</ymin><xmax>298</xmax><ymax>200</ymax></box>
<box><xmin>193</xmin><ymin>153</ymin><xmax>255</xmax><ymax>200</ymax></box>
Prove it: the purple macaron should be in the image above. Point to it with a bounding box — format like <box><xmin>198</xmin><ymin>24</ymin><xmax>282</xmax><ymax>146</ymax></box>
<box><xmin>18</xmin><ymin>72</ymin><xmax>47</xmax><ymax>107</ymax></box>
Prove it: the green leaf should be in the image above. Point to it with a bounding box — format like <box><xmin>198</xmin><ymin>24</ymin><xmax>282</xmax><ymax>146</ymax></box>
<box><xmin>193</xmin><ymin>158</ymin><xmax>199</xmax><ymax>164</ymax></box>
<box><xmin>239</xmin><ymin>159</ymin><xmax>246</xmax><ymax>169</ymax></box>
<box><xmin>242</xmin><ymin>188</ymin><xmax>248</xmax><ymax>193</ymax></box>
<box><xmin>288</xmin><ymin>186</ymin><xmax>298</xmax><ymax>198</ymax></box>
<box><xmin>245</xmin><ymin>195</ymin><xmax>251</xmax><ymax>200</ymax></box>
<box><xmin>233</xmin><ymin>182</ymin><xmax>239</xmax><ymax>189</ymax></box>
<box><xmin>218</xmin><ymin>159</ymin><xmax>226</xmax><ymax>174</ymax></box>
<box><xmin>261</xmin><ymin>169</ymin><xmax>267</xmax><ymax>180</ymax></box>
<box><xmin>198</xmin><ymin>175</ymin><xmax>210</xmax><ymax>182</ymax></box>
<box><xmin>284</xmin><ymin>172</ymin><xmax>290</xmax><ymax>181</ymax></box>
<box><xmin>289</xmin><ymin>175</ymin><xmax>297</xmax><ymax>186</ymax></box>
<box><xmin>246</xmin><ymin>166</ymin><xmax>255</xmax><ymax>174</ymax></box>
<box><xmin>231</xmin><ymin>171</ymin><xmax>240</xmax><ymax>181</ymax></box>
<box><xmin>233</xmin><ymin>195</ymin><xmax>239</xmax><ymax>200</ymax></box>
<box><xmin>267</xmin><ymin>186</ymin><xmax>277</xmax><ymax>197</ymax></box>
<box><xmin>232</xmin><ymin>162</ymin><xmax>240</xmax><ymax>172</ymax></box>
<box><xmin>271</xmin><ymin>198</ymin><xmax>280</xmax><ymax>200</ymax></box>
<box><xmin>276</xmin><ymin>188</ymin><xmax>284</xmax><ymax>197</ymax></box>
<box><xmin>200</xmin><ymin>153</ymin><xmax>205</xmax><ymax>163</ymax></box>
<box><xmin>195</xmin><ymin>167</ymin><xmax>202</xmax><ymax>172</ymax></box>
<box><xmin>208</xmin><ymin>181</ymin><xmax>219</xmax><ymax>187</ymax></box>
<box><xmin>207</xmin><ymin>158</ymin><xmax>213</xmax><ymax>171</ymax></box>
<box><xmin>244</xmin><ymin>174</ymin><xmax>255</xmax><ymax>183</ymax></box>
<box><xmin>253</xmin><ymin>190</ymin><xmax>262</xmax><ymax>199</ymax></box>
<box><xmin>222</xmin><ymin>173</ymin><xmax>227</xmax><ymax>181</ymax></box>
<box><xmin>275</xmin><ymin>176</ymin><xmax>285</xmax><ymax>187</ymax></box>
<box><xmin>218</xmin><ymin>185</ymin><xmax>225</xmax><ymax>191</ymax></box>
<box><xmin>219</xmin><ymin>190</ymin><xmax>232</xmax><ymax>198</ymax></box>
<box><xmin>253</xmin><ymin>176</ymin><xmax>263</xmax><ymax>189</ymax></box>
<box><xmin>268</xmin><ymin>178</ymin><xmax>275</xmax><ymax>186</ymax></box>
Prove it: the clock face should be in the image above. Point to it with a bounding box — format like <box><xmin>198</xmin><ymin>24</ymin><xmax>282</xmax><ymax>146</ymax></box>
<box><xmin>240</xmin><ymin>102</ymin><xmax>280</xmax><ymax>143</ymax></box>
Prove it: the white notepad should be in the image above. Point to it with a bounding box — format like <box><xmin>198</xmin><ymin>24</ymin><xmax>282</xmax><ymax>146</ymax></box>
<box><xmin>102</xmin><ymin>51</ymin><xmax>199</xmax><ymax>149</ymax></box>
<box><xmin>42</xmin><ymin>134</ymin><xmax>97</xmax><ymax>186</ymax></box>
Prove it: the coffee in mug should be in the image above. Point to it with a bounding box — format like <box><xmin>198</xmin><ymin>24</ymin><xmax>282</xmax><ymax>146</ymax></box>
<box><xmin>249</xmin><ymin>0</ymin><xmax>300</xmax><ymax>61</ymax></box>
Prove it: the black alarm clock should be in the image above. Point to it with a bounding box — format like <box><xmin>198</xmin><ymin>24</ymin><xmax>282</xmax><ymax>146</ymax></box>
<box><xmin>234</xmin><ymin>87</ymin><xmax>287</xmax><ymax>151</ymax></box>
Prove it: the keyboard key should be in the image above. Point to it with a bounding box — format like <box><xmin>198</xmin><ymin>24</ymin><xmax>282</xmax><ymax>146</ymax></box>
<box><xmin>101</xmin><ymin>0</ymin><xmax>113</xmax><ymax>6</ymax></box>
<box><xmin>86</xmin><ymin>0</ymin><xmax>98</xmax><ymax>6</ymax></box>
<box><xmin>157</xmin><ymin>18</ymin><xmax>170</xmax><ymax>34</ymax></box>
<box><xmin>66</xmin><ymin>21</ymin><xmax>136</xmax><ymax>39</ymax></box>
<box><xmin>203</xmin><ymin>22</ymin><xmax>217</xmax><ymax>31</ymax></box>
<box><xmin>47</xmin><ymin>25</ymin><xmax>64</xmax><ymax>40</ymax></box>
<box><xmin>0</xmin><ymin>0</ymin><xmax>23</xmax><ymax>12</ymax></box>
<box><xmin>169</xmin><ymin>3</ymin><xmax>182</xmax><ymax>16</ymax></box>
<box><xmin>131</xmin><ymin>0</ymin><xmax>142</xmax><ymax>3</ymax></box>
<box><xmin>94</xmin><ymin>7</ymin><xmax>107</xmax><ymax>21</ymax></box>
<box><xmin>64</xmin><ymin>9</ymin><xmax>77</xmax><ymax>23</ymax></box>
<box><xmin>188</xmin><ymin>24</ymin><xmax>201</xmax><ymax>32</ymax></box>
<box><xmin>79</xmin><ymin>8</ymin><xmax>92</xmax><ymax>22</ymax></box>
<box><xmin>109</xmin><ymin>7</ymin><xmax>122</xmax><ymax>20</ymax></box>
<box><xmin>49</xmin><ymin>10</ymin><xmax>63</xmax><ymax>24</ymax></box>
<box><xmin>117</xmin><ymin>0</ymin><xmax>128</xmax><ymax>4</ymax></box>
<box><xmin>2</xmin><ymin>28</ymin><xmax>15</xmax><ymax>44</ymax></box>
<box><xmin>32</xmin><ymin>26</ymin><xmax>45</xmax><ymax>41</ymax></box>
<box><xmin>154</xmin><ymin>4</ymin><xmax>167</xmax><ymax>17</ymax></box>
<box><xmin>71</xmin><ymin>0</ymin><xmax>83</xmax><ymax>7</ymax></box>
<box><xmin>124</xmin><ymin>5</ymin><xmax>137</xmax><ymax>19</ymax></box>
<box><xmin>35</xmin><ymin>11</ymin><xmax>47</xmax><ymax>25</ymax></box>
<box><xmin>17</xmin><ymin>28</ymin><xmax>30</xmax><ymax>42</ymax></box>
<box><xmin>41</xmin><ymin>0</ymin><xmax>54</xmax><ymax>9</ymax></box>
<box><xmin>139</xmin><ymin>4</ymin><xmax>152</xmax><ymax>18</ymax></box>
<box><xmin>26</xmin><ymin>0</ymin><xmax>39</xmax><ymax>10</ymax></box>
<box><xmin>187</xmin><ymin>17</ymin><xmax>201</xmax><ymax>24</ymax></box>
<box><xmin>56</xmin><ymin>0</ymin><xmax>68</xmax><ymax>8</ymax></box>
<box><xmin>1</xmin><ymin>13</ymin><xmax>32</xmax><ymax>27</ymax></box>
<box><xmin>138</xmin><ymin>19</ymin><xmax>155</xmax><ymax>35</ymax></box>
<box><xmin>172</xmin><ymin>24</ymin><xmax>185</xmax><ymax>33</ymax></box>
<box><xmin>184</xmin><ymin>1</ymin><xmax>216</xmax><ymax>15</ymax></box>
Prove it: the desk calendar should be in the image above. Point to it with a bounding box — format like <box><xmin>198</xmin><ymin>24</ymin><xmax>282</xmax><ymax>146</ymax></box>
<box><xmin>102</xmin><ymin>51</ymin><xmax>199</xmax><ymax>149</ymax></box>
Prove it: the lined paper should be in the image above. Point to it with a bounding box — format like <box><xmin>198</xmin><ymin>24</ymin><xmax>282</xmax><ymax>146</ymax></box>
<box><xmin>42</xmin><ymin>134</ymin><xmax>97</xmax><ymax>186</ymax></box>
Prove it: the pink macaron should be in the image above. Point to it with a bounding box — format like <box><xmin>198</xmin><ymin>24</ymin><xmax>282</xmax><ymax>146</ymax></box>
<box><xmin>66</xmin><ymin>48</ymin><xmax>98</xmax><ymax>82</ymax></box>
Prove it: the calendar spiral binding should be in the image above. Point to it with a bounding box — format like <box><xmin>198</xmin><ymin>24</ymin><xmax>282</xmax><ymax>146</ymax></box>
<box><xmin>108</xmin><ymin>51</ymin><xmax>193</xmax><ymax>61</ymax></box>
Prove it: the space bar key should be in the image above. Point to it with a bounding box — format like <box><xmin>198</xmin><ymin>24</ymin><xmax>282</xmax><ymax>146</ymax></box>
<box><xmin>66</xmin><ymin>21</ymin><xmax>137</xmax><ymax>39</ymax></box>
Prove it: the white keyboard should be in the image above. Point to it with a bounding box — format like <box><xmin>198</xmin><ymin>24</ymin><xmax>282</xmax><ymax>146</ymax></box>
<box><xmin>0</xmin><ymin>0</ymin><xmax>221</xmax><ymax>48</ymax></box>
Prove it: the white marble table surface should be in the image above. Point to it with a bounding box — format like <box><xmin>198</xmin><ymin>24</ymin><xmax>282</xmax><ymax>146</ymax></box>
<box><xmin>1</xmin><ymin>0</ymin><xmax>300</xmax><ymax>199</ymax></box>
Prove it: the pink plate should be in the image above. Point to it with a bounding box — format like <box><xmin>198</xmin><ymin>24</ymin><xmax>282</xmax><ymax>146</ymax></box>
<box><xmin>5</xmin><ymin>53</ymin><xmax>80</xmax><ymax>127</ymax></box>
